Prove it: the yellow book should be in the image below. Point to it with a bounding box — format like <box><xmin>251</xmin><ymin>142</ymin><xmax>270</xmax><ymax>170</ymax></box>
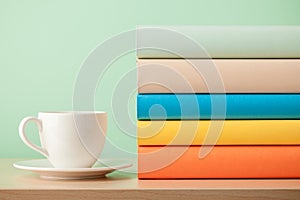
<box><xmin>138</xmin><ymin>120</ymin><xmax>300</xmax><ymax>145</ymax></box>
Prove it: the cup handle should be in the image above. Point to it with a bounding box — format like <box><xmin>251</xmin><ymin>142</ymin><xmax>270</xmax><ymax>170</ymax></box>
<box><xmin>19</xmin><ymin>117</ymin><xmax>49</xmax><ymax>158</ymax></box>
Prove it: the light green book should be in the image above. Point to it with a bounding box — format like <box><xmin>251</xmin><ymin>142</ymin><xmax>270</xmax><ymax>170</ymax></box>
<box><xmin>137</xmin><ymin>26</ymin><xmax>300</xmax><ymax>58</ymax></box>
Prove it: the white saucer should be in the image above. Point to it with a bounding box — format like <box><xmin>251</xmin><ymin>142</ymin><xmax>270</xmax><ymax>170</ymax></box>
<box><xmin>13</xmin><ymin>159</ymin><xmax>132</xmax><ymax>180</ymax></box>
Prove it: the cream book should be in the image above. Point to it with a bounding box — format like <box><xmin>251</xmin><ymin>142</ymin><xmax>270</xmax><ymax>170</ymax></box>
<box><xmin>138</xmin><ymin>59</ymin><xmax>300</xmax><ymax>93</ymax></box>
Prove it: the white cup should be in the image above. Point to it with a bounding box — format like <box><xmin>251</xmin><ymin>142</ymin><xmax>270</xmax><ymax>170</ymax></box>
<box><xmin>19</xmin><ymin>111</ymin><xmax>107</xmax><ymax>168</ymax></box>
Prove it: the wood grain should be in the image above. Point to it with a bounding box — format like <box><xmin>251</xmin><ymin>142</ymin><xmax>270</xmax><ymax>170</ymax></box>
<box><xmin>2</xmin><ymin>190</ymin><xmax>300</xmax><ymax>200</ymax></box>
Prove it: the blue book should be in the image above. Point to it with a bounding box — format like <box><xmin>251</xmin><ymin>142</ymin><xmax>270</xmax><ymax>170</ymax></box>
<box><xmin>137</xmin><ymin>94</ymin><xmax>300</xmax><ymax>120</ymax></box>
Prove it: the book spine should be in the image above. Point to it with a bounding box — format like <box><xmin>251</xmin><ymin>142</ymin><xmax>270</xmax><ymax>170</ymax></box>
<box><xmin>138</xmin><ymin>59</ymin><xmax>300</xmax><ymax>93</ymax></box>
<box><xmin>137</xmin><ymin>26</ymin><xmax>300</xmax><ymax>58</ymax></box>
<box><xmin>137</xmin><ymin>94</ymin><xmax>300</xmax><ymax>120</ymax></box>
<box><xmin>138</xmin><ymin>146</ymin><xmax>300</xmax><ymax>178</ymax></box>
<box><xmin>138</xmin><ymin>120</ymin><xmax>300</xmax><ymax>145</ymax></box>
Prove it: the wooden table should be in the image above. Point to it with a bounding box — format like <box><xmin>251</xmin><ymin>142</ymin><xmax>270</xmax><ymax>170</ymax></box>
<box><xmin>1</xmin><ymin>159</ymin><xmax>300</xmax><ymax>200</ymax></box>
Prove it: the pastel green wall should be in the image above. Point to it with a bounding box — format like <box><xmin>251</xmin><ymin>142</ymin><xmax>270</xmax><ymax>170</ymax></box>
<box><xmin>1</xmin><ymin>0</ymin><xmax>300</xmax><ymax>158</ymax></box>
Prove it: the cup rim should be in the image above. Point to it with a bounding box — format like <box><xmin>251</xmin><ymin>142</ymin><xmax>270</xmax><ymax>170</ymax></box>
<box><xmin>38</xmin><ymin>111</ymin><xmax>107</xmax><ymax>115</ymax></box>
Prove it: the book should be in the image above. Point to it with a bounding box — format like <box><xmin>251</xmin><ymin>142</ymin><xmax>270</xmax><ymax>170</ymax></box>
<box><xmin>137</xmin><ymin>94</ymin><xmax>300</xmax><ymax>120</ymax></box>
<box><xmin>137</xmin><ymin>26</ymin><xmax>300</xmax><ymax>58</ymax></box>
<box><xmin>138</xmin><ymin>120</ymin><xmax>300</xmax><ymax>145</ymax></box>
<box><xmin>138</xmin><ymin>59</ymin><xmax>300</xmax><ymax>93</ymax></box>
<box><xmin>138</xmin><ymin>146</ymin><xmax>300</xmax><ymax>178</ymax></box>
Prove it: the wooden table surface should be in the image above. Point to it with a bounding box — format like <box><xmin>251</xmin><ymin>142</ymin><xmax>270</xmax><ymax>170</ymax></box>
<box><xmin>1</xmin><ymin>159</ymin><xmax>300</xmax><ymax>200</ymax></box>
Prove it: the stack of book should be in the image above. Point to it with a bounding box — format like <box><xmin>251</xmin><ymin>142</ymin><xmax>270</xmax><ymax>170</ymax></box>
<box><xmin>136</xmin><ymin>26</ymin><xmax>300</xmax><ymax>179</ymax></box>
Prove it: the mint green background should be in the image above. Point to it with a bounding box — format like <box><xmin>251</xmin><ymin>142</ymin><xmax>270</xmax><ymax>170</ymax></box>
<box><xmin>1</xmin><ymin>0</ymin><xmax>300</xmax><ymax>158</ymax></box>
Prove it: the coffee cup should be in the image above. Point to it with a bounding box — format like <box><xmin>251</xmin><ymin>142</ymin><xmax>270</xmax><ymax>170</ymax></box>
<box><xmin>19</xmin><ymin>111</ymin><xmax>107</xmax><ymax>168</ymax></box>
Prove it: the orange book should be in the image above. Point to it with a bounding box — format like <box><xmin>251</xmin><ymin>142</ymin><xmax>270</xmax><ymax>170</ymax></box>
<box><xmin>138</xmin><ymin>146</ymin><xmax>300</xmax><ymax>179</ymax></box>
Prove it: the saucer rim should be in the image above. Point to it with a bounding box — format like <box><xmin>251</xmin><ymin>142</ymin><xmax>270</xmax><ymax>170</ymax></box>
<box><xmin>13</xmin><ymin>158</ymin><xmax>133</xmax><ymax>172</ymax></box>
